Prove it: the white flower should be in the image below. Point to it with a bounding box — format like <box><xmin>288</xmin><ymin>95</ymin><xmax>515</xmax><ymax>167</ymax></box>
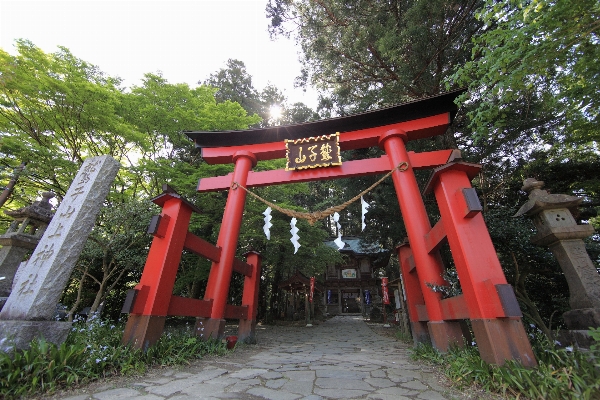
<box><xmin>566</xmin><ymin>346</ymin><xmax>573</xmax><ymax>352</ymax></box>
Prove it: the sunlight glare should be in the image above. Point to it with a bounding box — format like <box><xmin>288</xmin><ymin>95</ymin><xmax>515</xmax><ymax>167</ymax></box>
<box><xmin>270</xmin><ymin>104</ymin><xmax>282</xmax><ymax>121</ymax></box>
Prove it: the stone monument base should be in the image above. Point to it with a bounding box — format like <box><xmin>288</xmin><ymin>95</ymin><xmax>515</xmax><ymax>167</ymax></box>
<box><xmin>0</xmin><ymin>320</ymin><xmax>72</xmax><ymax>353</ymax></box>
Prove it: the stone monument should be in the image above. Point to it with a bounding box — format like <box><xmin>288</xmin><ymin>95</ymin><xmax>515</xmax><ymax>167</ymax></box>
<box><xmin>0</xmin><ymin>155</ymin><xmax>120</xmax><ymax>353</ymax></box>
<box><xmin>0</xmin><ymin>192</ymin><xmax>54</xmax><ymax>310</ymax></box>
<box><xmin>515</xmin><ymin>178</ymin><xmax>600</xmax><ymax>346</ymax></box>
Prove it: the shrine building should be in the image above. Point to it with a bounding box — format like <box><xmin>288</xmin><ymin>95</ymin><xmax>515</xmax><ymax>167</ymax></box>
<box><xmin>323</xmin><ymin>237</ymin><xmax>390</xmax><ymax>315</ymax></box>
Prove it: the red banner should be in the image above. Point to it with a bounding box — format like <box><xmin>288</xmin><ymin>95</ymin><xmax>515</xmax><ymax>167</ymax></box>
<box><xmin>309</xmin><ymin>277</ymin><xmax>315</xmax><ymax>303</ymax></box>
<box><xmin>381</xmin><ymin>277</ymin><xmax>390</xmax><ymax>305</ymax></box>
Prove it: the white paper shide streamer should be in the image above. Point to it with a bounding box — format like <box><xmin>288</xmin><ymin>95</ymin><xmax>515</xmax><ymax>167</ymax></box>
<box><xmin>333</xmin><ymin>212</ymin><xmax>345</xmax><ymax>249</ymax></box>
<box><xmin>263</xmin><ymin>207</ymin><xmax>272</xmax><ymax>240</ymax></box>
<box><xmin>290</xmin><ymin>217</ymin><xmax>301</xmax><ymax>254</ymax></box>
<box><xmin>361</xmin><ymin>196</ymin><xmax>370</xmax><ymax>231</ymax></box>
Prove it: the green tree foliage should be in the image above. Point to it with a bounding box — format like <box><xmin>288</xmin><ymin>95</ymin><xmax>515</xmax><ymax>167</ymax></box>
<box><xmin>451</xmin><ymin>0</ymin><xmax>600</xmax><ymax>147</ymax></box>
<box><xmin>0</xmin><ymin>40</ymin><xmax>142</xmax><ymax>206</ymax></box>
<box><xmin>203</xmin><ymin>59</ymin><xmax>263</xmax><ymax>119</ymax></box>
<box><xmin>204</xmin><ymin>59</ymin><xmax>319</xmax><ymax>127</ymax></box>
<box><xmin>123</xmin><ymin>72</ymin><xmax>260</xmax><ymax>198</ymax></box>
<box><xmin>267</xmin><ymin>0</ymin><xmax>483</xmax><ymax>113</ymax></box>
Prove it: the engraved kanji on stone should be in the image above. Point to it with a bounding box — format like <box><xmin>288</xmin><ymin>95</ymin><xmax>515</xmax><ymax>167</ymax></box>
<box><xmin>69</xmin><ymin>185</ymin><xmax>86</xmax><ymax>201</ymax></box>
<box><xmin>47</xmin><ymin>222</ymin><xmax>64</xmax><ymax>238</ymax></box>
<box><xmin>59</xmin><ymin>205</ymin><xmax>77</xmax><ymax>219</ymax></box>
<box><xmin>77</xmin><ymin>171</ymin><xmax>92</xmax><ymax>185</ymax></box>
<box><xmin>75</xmin><ymin>158</ymin><xmax>101</xmax><ymax>186</ymax></box>
<box><xmin>17</xmin><ymin>273</ymin><xmax>38</xmax><ymax>296</ymax></box>
<box><xmin>30</xmin><ymin>242</ymin><xmax>55</xmax><ymax>266</ymax></box>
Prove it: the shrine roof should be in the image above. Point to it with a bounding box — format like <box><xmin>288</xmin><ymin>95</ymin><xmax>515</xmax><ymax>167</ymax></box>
<box><xmin>325</xmin><ymin>237</ymin><xmax>391</xmax><ymax>269</ymax></box>
<box><xmin>324</xmin><ymin>236</ymin><xmax>388</xmax><ymax>256</ymax></box>
<box><xmin>184</xmin><ymin>89</ymin><xmax>464</xmax><ymax>148</ymax></box>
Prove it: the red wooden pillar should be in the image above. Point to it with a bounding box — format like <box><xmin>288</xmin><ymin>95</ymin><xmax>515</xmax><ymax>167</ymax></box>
<box><xmin>428</xmin><ymin>162</ymin><xmax>536</xmax><ymax>366</ymax></box>
<box><xmin>379</xmin><ymin>130</ymin><xmax>465</xmax><ymax>351</ymax></box>
<box><xmin>238</xmin><ymin>251</ymin><xmax>262</xmax><ymax>343</ymax></box>
<box><xmin>197</xmin><ymin>150</ymin><xmax>257</xmax><ymax>339</ymax></box>
<box><xmin>396</xmin><ymin>243</ymin><xmax>429</xmax><ymax>344</ymax></box>
<box><xmin>122</xmin><ymin>195</ymin><xmax>193</xmax><ymax>350</ymax></box>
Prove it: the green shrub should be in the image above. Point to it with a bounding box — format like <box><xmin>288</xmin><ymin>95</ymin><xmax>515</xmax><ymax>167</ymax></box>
<box><xmin>411</xmin><ymin>331</ymin><xmax>600</xmax><ymax>400</ymax></box>
<box><xmin>0</xmin><ymin>317</ymin><xmax>227</xmax><ymax>398</ymax></box>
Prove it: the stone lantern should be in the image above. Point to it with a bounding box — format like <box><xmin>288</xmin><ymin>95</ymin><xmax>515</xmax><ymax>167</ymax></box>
<box><xmin>0</xmin><ymin>192</ymin><xmax>54</xmax><ymax>308</ymax></box>
<box><xmin>515</xmin><ymin>178</ymin><xmax>600</xmax><ymax>346</ymax></box>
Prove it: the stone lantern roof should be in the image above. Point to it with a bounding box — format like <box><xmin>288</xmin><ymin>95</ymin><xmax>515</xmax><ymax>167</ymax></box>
<box><xmin>0</xmin><ymin>192</ymin><xmax>55</xmax><ymax>249</ymax></box>
<box><xmin>4</xmin><ymin>192</ymin><xmax>54</xmax><ymax>223</ymax></box>
<box><xmin>514</xmin><ymin>178</ymin><xmax>582</xmax><ymax>217</ymax></box>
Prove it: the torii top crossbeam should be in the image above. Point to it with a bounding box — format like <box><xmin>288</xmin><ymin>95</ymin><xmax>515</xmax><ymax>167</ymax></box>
<box><xmin>184</xmin><ymin>89</ymin><xmax>463</xmax><ymax>165</ymax></box>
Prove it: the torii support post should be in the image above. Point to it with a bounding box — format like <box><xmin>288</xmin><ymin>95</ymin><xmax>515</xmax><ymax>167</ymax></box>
<box><xmin>197</xmin><ymin>150</ymin><xmax>257</xmax><ymax>339</ymax></box>
<box><xmin>121</xmin><ymin>193</ymin><xmax>193</xmax><ymax>350</ymax></box>
<box><xmin>396</xmin><ymin>243</ymin><xmax>430</xmax><ymax>345</ymax></box>
<box><xmin>379</xmin><ymin>130</ymin><xmax>465</xmax><ymax>351</ymax></box>
<box><xmin>425</xmin><ymin>162</ymin><xmax>537</xmax><ymax>367</ymax></box>
<box><xmin>238</xmin><ymin>251</ymin><xmax>262</xmax><ymax>343</ymax></box>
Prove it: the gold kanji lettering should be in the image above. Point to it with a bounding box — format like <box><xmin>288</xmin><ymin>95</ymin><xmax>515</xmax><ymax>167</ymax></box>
<box><xmin>320</xmin><ymin>143</ymin><xmax>333</xmax><ymax>161</ymax></box>
<box><xmin>308</xmin><ymin>145</ymin><xmax>318</xmax><ymax>161</ymax></box>
<box><xmin>295</xmin><ymin>147</ymin><xmax>307</xmax><ymax>164</ymax></box>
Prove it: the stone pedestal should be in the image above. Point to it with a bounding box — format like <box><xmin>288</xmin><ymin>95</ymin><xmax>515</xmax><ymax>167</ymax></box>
<box><xmin>0</xmin><ymin>320</ymin><xmax>72</xmax><ymax>353</ymax></box>
<box><xmin>515</xmin><ymin>178</ymin><xmax>600</xmax><ymax>345</ymax></box>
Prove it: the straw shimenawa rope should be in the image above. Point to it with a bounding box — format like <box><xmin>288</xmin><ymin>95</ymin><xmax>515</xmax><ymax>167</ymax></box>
<box><xmin>232</xmin><ymin>162</ymin><xmax>409</xmax><ymax>225</ymax></box>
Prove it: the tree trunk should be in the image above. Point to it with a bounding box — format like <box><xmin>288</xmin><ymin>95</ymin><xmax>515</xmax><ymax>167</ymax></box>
<box><xmin>511</xmin><ymin>252</ymin><xmax>552</xmax><ymax>340</ymax></box>
<box><xmin>67</xmin><ymin>270</ymin><xmax>88</xmax><ymax>322</ymax></box>
<box><xmin>0</xmin><ymin>162</ymin><xmax>27</xmax><ymax>209</ymax></box>
<box><xmin>88</xmin><ymin>280</ymin><xmax>107</xmax><ymax>320</ymax></box>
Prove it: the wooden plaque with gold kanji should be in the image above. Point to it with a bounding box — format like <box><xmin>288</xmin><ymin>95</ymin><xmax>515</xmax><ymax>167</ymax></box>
<box><xmin>285</xmin><ymin>133</ymin><xmax>342</xmax><ymax>171</ymax></box>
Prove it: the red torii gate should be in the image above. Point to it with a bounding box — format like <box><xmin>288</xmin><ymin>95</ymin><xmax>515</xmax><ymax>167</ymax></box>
<box><xmin>121</xmin><ymin>90</ymin><xmax>536</xmax><ymax>366</ymax></box>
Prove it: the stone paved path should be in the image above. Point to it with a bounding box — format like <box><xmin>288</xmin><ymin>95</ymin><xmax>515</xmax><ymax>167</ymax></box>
<box><xmin>58</xmin><ymin>316</ymin><xmax>473</xmax><ymax>400</ymax></box>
